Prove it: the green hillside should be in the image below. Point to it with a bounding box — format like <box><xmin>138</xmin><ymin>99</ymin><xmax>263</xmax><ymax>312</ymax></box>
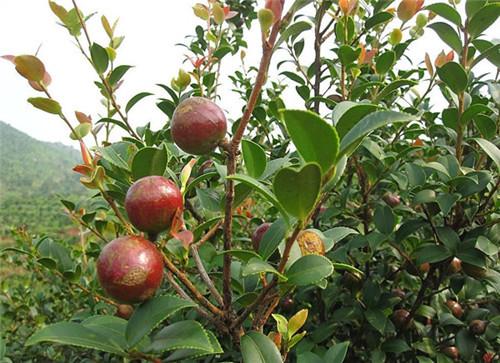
<box><xmin>0</xmin><ymin>121</ymin><xmax>85</xmax><ymax>237</ymax></box>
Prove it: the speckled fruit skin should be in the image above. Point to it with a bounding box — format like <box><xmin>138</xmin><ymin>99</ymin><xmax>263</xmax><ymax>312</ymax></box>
<box><xmin>251</xmin><ymin>223</ymin><xmax>271</xmax><ymax>251</ymax></box>
<box><xmin>125</xmin><ymin>176</ymin><xmax>183</xmax><ymax>234</ymax></box>
<box><xmin>171</xmin><ymin>97</ymin><xmax>227</xmax><ymax>155</ymax></box>
<box><xmin>97</xmin><ymin>236</ymin><xmax>164</xmax><ymax>303</ymax></box>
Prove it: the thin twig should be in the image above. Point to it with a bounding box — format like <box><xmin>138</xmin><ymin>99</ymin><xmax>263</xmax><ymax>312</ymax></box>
<box><xmin>191</xmin><ymin>245</ymin><xmax>224</xmax><ymax>306</ymax></box>
<box><xmin>161</xmin><ymin>251</ymin><xmax>224</xmax><ymax>317</ymax></box>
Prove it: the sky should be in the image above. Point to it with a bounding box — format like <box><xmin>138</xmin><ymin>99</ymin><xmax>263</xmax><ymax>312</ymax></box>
<box><xmin>0</xmin><ymin>0</ymin><xmax>498</xmax><ymax>147</ymax></box>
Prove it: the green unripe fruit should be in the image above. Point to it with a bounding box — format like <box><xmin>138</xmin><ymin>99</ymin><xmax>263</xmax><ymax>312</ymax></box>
<box><xmin>416</xmin><ymin>13</ymin><xmax>427</xmax><ymax>27</ymax></box>
<box><xmin>389</xmin><ymin>28</ymin><xmax>403</xmax><ymax>45</ymax></box>
<box><xmin>258</xmin><ymin>8</ymin><xmax>275</xmax><ymax>34</ymax></box>
<box><xmin>176</xmin><ymin>69</ymin><xmax>191</xmax><ymax>90</ymax></box>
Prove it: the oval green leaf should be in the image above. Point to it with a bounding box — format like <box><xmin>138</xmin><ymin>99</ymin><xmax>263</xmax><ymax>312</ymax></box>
<box><xmin>131</xmin><ymin>145</ymin><xmax>169</xmax><ymax>180</ymax></box>
<box><xmin>280</xmin><ymin>109</ymin><xmax>339</xmax><ymax>174</ymax></box>
<box><xmin>241</xmin><ymin>331</ymin><xmax>283</xmax><ymax>363</ymax></box>
<box><xmin>437</xmin><ymin>62</ymin><xmax>468</xmax><ymax>94</ymax></box>
<box><xmin>273</xmin><ymin>163</ymin><xmax>321</xmax><ymax>221</ymax></box>
<box><xmin>126</xmin><ymin>295</ymin><xmax>196</xmax><ymax>348</ymax></box>
<box><xmin>27</xmin><ymin>97</ymin><xmax>62</xmax><ymax>115</ymax></box>
<box><xmin>242</xmin><ymin>139</ymin><xmax>267</xmax><ymax>178</ymax></box>
<box><xmin>286</xmin><ymin>254</ymin><xmax>334</xmax><ymax>286</ymax></box>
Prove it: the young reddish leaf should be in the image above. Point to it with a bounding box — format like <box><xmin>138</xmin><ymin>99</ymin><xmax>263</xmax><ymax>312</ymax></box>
<box><xmin>75</xmin><ymin>111</ymin><xmax>92</xmax><ymax>124</ymax></box>
<box><xmin>14</xmin><ymin>55</ymin><xmax>46</xmax><ymax>82</ymax></box>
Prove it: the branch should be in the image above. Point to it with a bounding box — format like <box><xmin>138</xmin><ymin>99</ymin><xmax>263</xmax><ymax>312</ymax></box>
<box><xmin>71</xmin><ymin>0</ymin><xmax>140</xmax><ymax>140</ymax></box>
<box><xmin>161</xmin><ymin>251</ymin><xmax>224</xmax><ymax>317</ymax></box>
<box><xmin>222</xmin><ymin>16</ymin><xmax>283</xmax><ymax>310</ymax></box>
<box><xmin>191</xmin><ymin>244</ymin><xmax>224</xmax><ymax>306</ymax></box>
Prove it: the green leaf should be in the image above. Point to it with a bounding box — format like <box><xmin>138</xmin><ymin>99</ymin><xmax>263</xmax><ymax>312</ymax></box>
<box><xmin>287</xmin><ymin>255</ymin><xmax>334</xmax><ymax>286</ymax></box>
<box><xmin>27</xmin><ymin>97</ymin><xmax>61</xmax><ymax>114</ymax></box>
<box><xmin>468</xmin><ymin>3</ymin><xmax>500</xmax><ymax>39</ymax></box>
<box><xmin>242</xmin><ymin>139</ymin><xmax>267</xmax><ymax>178</ymax></box>
<box><xmin>472</xmin><ymin>39</ymin><xmax>500</xmax><ymax>68</ymax></box>
<box><xmin>227</xmin><ymin>174</ymin><xmax>288</xmax><ymax>219</ymax></box>
<box><xmin>275</xmin><ymin>21</ymin><xmax>312</xmax><ymax>48</ymax></box>
<box><xmin>475</xmin><ymin>236</ymin><xmax>498</xmax><ymax>256</ymax></box>
<box><xmin>100</xmin><ymin>141</ymin><xmax>136</xmax><ymax>170</ymax></box>
<box><xmin>375</xmin><ymin>51</ymin><xmax>396</xmax><ymax>75</ymax></box>
<box><xmin>365</xmin><ymin>309</ymin><xmax>387</xmax><ymax>334</ymax></box>
<box><xmin>69</xmin><ymin>123</ymin><xmax>92</xmax><ymax>140</ymax></box>
<box><xmin>455</xmin><ymin>329</ymin><xmax>477</xmax><ymax>361</ymax></box>
<box><xmin>437</xmin><ymin>61</ymin><xmax>468</xmax><ymax>94</ymax></box>
<box><xmin>126</xmin><ymin>295</ymin><xmax>196</xmax><ymax>348</ymax></box>
<box><xmin>146</xmin><ymin>320</ymin><xmax>212</xmax><ymax>354</ymax></box>
<box><xmin>324</xmin><ymin>341</ymin><xmax>350</xmax><ymax>363</ymax></box>
<box><xmin>382</xmin><ymin>339</ymin><xmax>411</xmax><ymax>354</ymax></box>
<box><xmin>428</xmin><ymin>23</ymin><xmax>462</xmax><ymax>53</ymax></box>
<box><xmin>273</xmin><ymin>163</ymin><xmax>321</xmax><ymax>221</ymax></box>
<box><xmin>90</xmin><ymin>43</ymin><xmax>109</xmax><ymax>74</ymax></box>
<box><xmin>414</xmin><ymin>244</ymin><xmax>452</xmax><ymax>265</ymax></box>
<box><xmin>131</xmin><ymin>146</ymin><xmax>168</xmax><ymax>180</ymax></box>
<box><xmin>374</xmin><ymin>205</ymin><xmax>396</xmax><ymax>235</ymax></box>
<box><xmin>475</xmin><ymin>138</ymin><xmax>500</xmax><ymax>170</ymax></box>
<box><xmin>217</xmin><ymin>249</ymin><xmax>261</xmax><ymax>263</ymax></box>
<box><xmin>339</xmin><ymin>111</ymin><xmax>415</xmax><ymax>156</ymax></box>
<box><xmin>323</xmin><ymin>227</ymin><xmax>358</xmax><ymax>251</ymax></box>
<box><xmin>436</xmin><ymin>227</ymin><xmax>459</xmax><ymax>252</ymax></box>
<box><xmin>109</xmin><ymin>65</ymin><xmax>133</xmax><ymax>86</ymax></box>
<box><xmin>332</xmin><ymin>102</ymin><xmax>378</xmax><ymax>139</ymax></box>
<box><xmin>126</xmin><ymin>92</ymin><xmax>153</xmax><ymax>113</ymax></box>
<box><xmin>259</xmin><ymin>218</ymin><xmax>288</xmax><ymax>260</ymax></box>
<box><xmin>337</xmin><ymin>45</ymin><xmax>361</xmax><ymax>65</ymax></box>
<box><xmin>37</xmin><ymin>238</ymin><xmax>74</xmax><ymax>273</ymax></box>
<box><xmin>26</xmin><ymin>322</ymin><xmax>126</xmax><ymax>356</ymax></box>
<box><xmin>374</xmin><ymin>79</ymin><xmax>418</xmax><ymax>103</ymax></box>
<box><xmin>425</xmin><ymin>3</ymin><xmax>461</xmax><ymax>26</ymax></box>
<box><xmin>474</xmin><ymin>115</ymin><xmax>496</xmax><ymax>139</ymax></box>
<box><xmin>466</xmin><ymin>0</ymin><xmax>486</xmax><ymax>18</ymax></box>
<box><xmin>241</xmin><ymin>331</ymin><xmax>283</xmax><ymax>363</ymax></box>
<box><xmin>281</xmin><ymin>109</ymin><xmax>339</xmax><ymax>174</ymax></box>
<box><xmin>165</xmin><ymin>330</ymin><xmax>222</xmax><ymax>362</ymax></box>
<box><xmin>365</xmin><ymin>12</ymin><xmax>394</xmax><ymax>30</ymax></box>
<box><xmin>242</xmin><ymin>258</ymin><xmax>286</xmax><ymax>279</ymax></box>
<box><xmin>81</xmin><ymin>316</ymin><xmax>127</xmax><ymax>350</ymax></box>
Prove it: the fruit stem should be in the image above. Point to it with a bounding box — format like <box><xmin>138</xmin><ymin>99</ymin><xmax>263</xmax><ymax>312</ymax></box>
<box><xmin>99</xmin><ymin>188</ymin><xmax>134</xmax><ymax>235</ymax></box>
<box><xmin>147</xmin><ymin>232</ymin><xmax>158</xmax><ymax>242</ymax></box>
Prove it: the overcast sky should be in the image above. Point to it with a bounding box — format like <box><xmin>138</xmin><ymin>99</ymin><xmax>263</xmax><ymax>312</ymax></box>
<box><xmin>0</xmin><ymin>0</ymin><xmax>497</xmax><ymax>147</ymax></box>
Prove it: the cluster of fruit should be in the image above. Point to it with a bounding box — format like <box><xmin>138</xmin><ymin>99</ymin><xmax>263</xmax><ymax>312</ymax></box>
<box><xmin>96</xmin><ymin>97</ymin><xmax>227</xmax><ymax>315</ymax></box>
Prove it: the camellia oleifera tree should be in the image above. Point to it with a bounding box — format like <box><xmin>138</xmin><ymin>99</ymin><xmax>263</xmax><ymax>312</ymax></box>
<box><xmin>1</xmin><ymin>0</ymin><xmax>499</xmax><ymax>361</ymax></box>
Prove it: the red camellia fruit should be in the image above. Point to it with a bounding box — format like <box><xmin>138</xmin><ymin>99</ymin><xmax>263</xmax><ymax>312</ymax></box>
<box><xmin>125</xmin><ymin>176</ymin><xmax>183</xmax><ymax>234</ymax></box>
<box><xmin>171</xmin><ymin>97</ymin><xmax>227</xmax><ymax>155</ymax></box>
<box><xmin>446</xmin><ymin>300</ymin><xmax>464</xmax><ymax>318</ymax></box>
<box><xmin>115</xmin><ymin>304</ymin><xmax>134</xmax><ymax>320</ymax></box>
<box><xmin>442</xmin><ymin>346</ymin><xmax>460</xmax><ymax>361</ymax></box>
<box><xmin>251</xmin><ymin>222</ymin><xmax>271</xmax><ymax>251</ymax></box>
<box><xmin>97</xmin><ymin>236</ymin><xmax>164</xmax><ymax>303</ymax></box>
<box><xmin>392</xmin><ymin>309</ymin><xmax>412</xmax><ymax>330</ymax></box>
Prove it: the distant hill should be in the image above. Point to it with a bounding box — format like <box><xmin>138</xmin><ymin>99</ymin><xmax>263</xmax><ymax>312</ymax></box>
<box><xmin>0</xmin><ymin>121</ymin><xmax>85</xmax><ymax>236</ymax></box>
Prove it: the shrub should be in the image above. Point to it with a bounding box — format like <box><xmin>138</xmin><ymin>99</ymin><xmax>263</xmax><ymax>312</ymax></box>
<box><xmin>1</xmin><ymin>0</ymin><xmax>499</xmax><ymax>362</ymax></box>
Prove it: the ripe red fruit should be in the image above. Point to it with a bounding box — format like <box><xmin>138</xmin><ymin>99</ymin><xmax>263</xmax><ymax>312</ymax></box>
<box><xmin>115</xmin><ymin>304</ymin><xmax>134</xmax><ymax>320</ymax></box>
<box><xmin>383</xmin><ymin>192</ymin><xmax>401</xmax><ymax>207</ymax></box>
<box><xmin>125</xmin><ymin>176</ymin><xmax>183</xmax><ymax>234</ymax></box>
<box><xmin>469</xmin><ymin>319</ymin><xmax>487</xmax><ymax>335</ymax></box>
<box><xmin>97</xmin><ymin>236</ymin><xmax>164</xmax><ymax>303</ymax></box>
<box><xmin>251</xmin><ymin>222</ymin><xmax>271</xmax><ymax>251</ymax></box>
<box><xmin>392</xmin><ymin>309</ymin><xmax>412</xmax><ymax>330</ymax></box>
<box><xmin>448</xmin><ymin>257</ymin><xmax>462</xmax><ymax>274</ymax></box>
<box><xmin>446</xmin><ymin>300</ymin><xmax>464</xmax><ymax>318</ymax></box>
<box><xmin>171</xmin><ymin>97</ymin><xmax>227</xmax><ymax>155</ymax></box>
<box><xmin>442</xmin><ymin>346</ymin><xmax>460</xmax><ymax>360</ymax></box>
